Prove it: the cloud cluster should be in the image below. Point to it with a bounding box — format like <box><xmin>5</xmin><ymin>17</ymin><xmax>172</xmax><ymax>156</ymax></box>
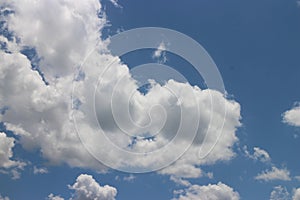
<box><xmin>0</xmin><ymin>0</ymin><xmax>241</xmax><ymax>178</ymax></box>
<box><xmin>172</xmin><ymin>182</ymin><xmax>240</xmax><ymax>200</ymax></box>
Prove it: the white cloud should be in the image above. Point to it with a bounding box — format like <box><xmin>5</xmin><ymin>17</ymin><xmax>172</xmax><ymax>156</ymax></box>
<box><xmin>47</xmin><ymin>194</ymin><xmax>64</xmax><ymax>200</ymax></box>
<box><xmin>244</xmin><ymin>146</ymin><xmax>271</xmax><ymax>163</ymax></box>
<box><xmin>170</xmin><ymin>176</ymin><xmax>191</xmax><ymax>187</ymax></box>
<box><xmin>0</xmin><ymin>132</ymin><xmax>22</xmax><ymax>168</ymax></box>
<box><xmin>33</xmin><ymin>166</ymin><xmax>48</xmax><ymax>174</ymax></box>
<box><xmin>270</xmin><ymin>186</ymin><xmax>290</xmax><ymax>200</ymax></box>
<box><xmin>283</xmin><ymin>103</ymin><xmax>300</xmax><ymax>127</ymax></box>
<box><xmin>153</xmin><ymin>41</ymin><xmax>167</xmax><ymax>63</ymax></box>
<box><xmin>297</xmin><ymin>1</ymin><xmax>300</xmax><ymax>7</ymax></box>
<box><xmin>293</xmin><ymin>188</ymin><xmax>300</xmax><ymax>200</ymax></box>
<box><xmin>172</xmin><ymin>182</ymin><xmax>240</xmax><ymax>200</ymax></box>
<box><xmin>123</xmin><ymin>174</ymin><xmax>136</xmax><ymax>182</ymax></box>
<box><xmin>0</xmin><ymin>194</ymin><xmax>9</xmax><ymax>200</ymax></box>
<box><xmin>0</xmin><ymin>132</ymin><xmax>26</xmax><ymax>179</ymax></box>
<box><xmin>0</xmin><ymin>0</ymin><xmax>241</xmax><ymax>177</ymax></box>
<box><xmin>109</xmin><ymin>0</ymin><xmax>122</xmax><ymax>8</ymax></box>
<box><xmin>3</xmin><ymin>0</ymin><xmax>106</xmax><ymax>82</ymax></box>
<box><xmin>69</xmin><ymin>174</ymin><xmax>117</xmax><ymax>200</ymax></box>
<box><xmin>255</xmin><ymin>167</ymin><xmax>291</xmax><ymax>182</ymax></box>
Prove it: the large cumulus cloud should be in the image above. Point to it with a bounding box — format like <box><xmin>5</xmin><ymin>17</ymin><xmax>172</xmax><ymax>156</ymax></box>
<box><xmin>0</xmin><ymin>0</ymin><xmax>241</xmax><ymax>179</ymax></box>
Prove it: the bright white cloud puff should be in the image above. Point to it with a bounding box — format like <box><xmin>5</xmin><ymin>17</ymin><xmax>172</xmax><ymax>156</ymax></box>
<box><xmin>283</xmin><ymin>103</ymin><xmax>300</xmax><ymax>127</ymax></box>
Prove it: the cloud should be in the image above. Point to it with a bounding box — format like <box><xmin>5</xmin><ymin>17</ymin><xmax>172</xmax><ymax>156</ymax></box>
<box><xmin>152</xmin><ymin>41</ymin><xmax>167</xmax><ymax>63</ymax></box>
<box><xmin>170</xmin><ymin>176</ymin><xmax>191</xmax><ymax>187</ymax></box>
<box><xmin>172</xmin><ymin>182</ymin><xmax>240</xmax><ymax>200</ymax></box>
<box><xmin>0</xmin><ymin>132</ymin><xmax>22</xmax><ymax>168</ymax></box>
<box><xmin>0</xmin><ymin>0</ymin><xmax>241</xmax><ymax>177</ymax></box>
<box><xmin>0</xmin><ymin>132</ymin><xmax>26</xmax><ymax>179</ymax></box>
<box><xmin>0</xmin><ymin>0</ymin><xmax>109</xmax><ymax>172</ymax></box>
<box><xmin>244</xmin><ymin>146</ymin><xmax>271</xmax><ymax>163</ymax></box>
<box><xmin>109</xmin><ymin>0</ymin><xmax>122</xmax><ymax>8</ymax></box>
<box><xmin>0</xmin><ymin>194</ymin><xmax>9</xmax><ymax>200</ymax></box>
<box><xmin>283</xmin><ymin>103</ymin><xmax>300</xmax><ymax>127</ymax></box>
<box><xmin>255</xmin><ymin>167</ymin><xmax>291</xmax><ymax>182</ymax></box>
<box><xmin>33</xmin><ymin>166</ymin><xmax>48</xmax><ymax>175</ymax></box>
<box><xmin>69</xmin><ymin>174</ymin><xmax>117</xmax><ymax>200</ymax></box>
<box><xmin>123</xmin><ymin>174</ymin><xmax>136</xmax><ymax>182</ymax></box>
<box><xmin>47</xmin><ymin>194</ymin><xmax>64</xmax><ymax>200</ymax></box>
<box><xmin>270</xmin><ymin>186</ymin><xmax>290</xmax><ymax>200</ymax></box>
<box><xmin>293</xmin><ymin>188</ymin><xmax>300</xmax><ymax>200</ymax></box>
<box><xmin>3</xmin><ymin>0</ymin><xmax>106</xmax><ymax>82</ymax></box>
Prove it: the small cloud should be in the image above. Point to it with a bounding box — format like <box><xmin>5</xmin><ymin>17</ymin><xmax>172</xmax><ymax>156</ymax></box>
<box><xmin>172</xmin><ymin>182</ymin><xmax>240</xmax><ymax>200</ymax></box>
<box><xmin>47</xmin><ymin>194</ymin><xmax>64</xmax><ymax>200</ymax></box>
<box><xmin>205</xmin><ymin>172</ymin><xmax>214</xmax><ymax>179</ymax></box>
<box><xmin>255</xmin><ymin>166</ymin><xmax>291</xmax><ymax>182</ymax></box>
<box><xmin>123</xmin><ymin>174</ymin><xmax>136</xmax><ymax>182</ymax></box>
<box><xmin>152</xmin><ymin>42</ymin><xmax>167</xmax><ymax>63</ymax></box>
<box><xmin>33</xmin><ymin>166</ymin><xmax>48</xmax><ymax>175</ymax></box>
<box><xmin>243</xmin><ymin>146</ymin><xmax>271</xmax><ymax>163</ymax></box>
<box><xmin>170</xmin><ymin>176</ymin><xmax>191</xmax><ymax>187</ymax></box>
<box><xmin>270</xmin><ymin>185</ymin><xmax>290</xmax><ymax>200</ymax></box>
<box><xmin>295</xmin><ymin>176</ymin><xmax>300</xmax><ymax>181</ymax></box>
<box><xmin>109</xmin><ymin>0</ymin><xmax>122</xmax><ymax>8</ymax></box>
<box><xmin>68</xmin><ymin>174</ymin><xmax>117</xmax><ymax>200</ymax></box>
<box><xmin>282</xmin><ymin>103</ymin><xmax>300</xmax><ymax>127</ymax></box>
<box><xmin>297</xmin><ymin>0</ymin><xmax>300</xmax><ymax>7</ymax></box>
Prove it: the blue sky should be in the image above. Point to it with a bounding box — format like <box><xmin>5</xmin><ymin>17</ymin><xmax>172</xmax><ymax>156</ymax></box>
<box><xmin>1</xmin><ymin>0</ymin><xmax>300</xmax><ymax>199</ymax></box>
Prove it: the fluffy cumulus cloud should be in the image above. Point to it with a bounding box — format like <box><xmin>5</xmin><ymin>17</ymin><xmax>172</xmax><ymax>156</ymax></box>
<box><xmin>47</xmin><ymin>174</ymin><xmax>117</xmax><ymax>200</ymax></box>
<box><xmin>293</xmin><ymin>188</ymin><xmax>300</xmax><ymax>200</ymax></box>
<box><xmin>0</xmin><ymin>0</ymin><xmax>241</xmax><ymax>178</ymax></box>
<box><xmin>283</xmin><ymin>103</ymin><xmax>300</xmax><ymax>127</ymax></box>
<box><xmin>69</xmin><ymin>174</ymin><xmax>117</xmax><ymax>200</ymax></box>
<box><xmin>270</xmin><ymin>186</ymin><xmax>290</xmax><ymax>200</ymax></box>
<box><xmin>255</xmin><ymin>167</ymin><xmax>291</xmax><ymax>182</ymax></box>
<box><xmin>172</xmin><ymin>182</ymin><xmax>240</xmax><ymax>200</ymax></box>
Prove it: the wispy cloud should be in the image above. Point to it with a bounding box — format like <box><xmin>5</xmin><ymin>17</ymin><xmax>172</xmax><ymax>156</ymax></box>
<box><xmin>255</xmin><ymin>167</ymin><xmax>291</xmax><ymax>182</ymax></box>
<box><xmin>152</xmin><ymin>42</ymin><xmax>167</xmax><ymax>63</ymax></box>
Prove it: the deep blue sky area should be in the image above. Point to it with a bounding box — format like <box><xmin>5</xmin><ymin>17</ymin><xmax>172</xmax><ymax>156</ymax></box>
<box><xmin>1</xmin><ymin>0</ymin><xmax>300</xmax><ymax>199</ymax></box>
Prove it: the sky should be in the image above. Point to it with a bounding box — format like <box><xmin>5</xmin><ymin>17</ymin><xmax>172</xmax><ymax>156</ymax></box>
<box><xmin>1</xmin><ymin>0</ymin><xmax>300</xmax><ymax>199</ymax></box>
